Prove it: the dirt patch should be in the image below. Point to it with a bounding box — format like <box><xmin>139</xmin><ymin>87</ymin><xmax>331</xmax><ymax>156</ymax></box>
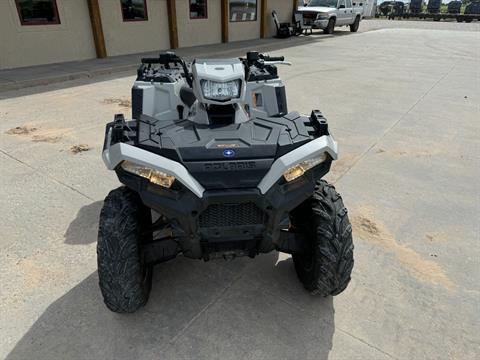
<box><xmin>374</xmin><ymin>145</ymin><xmax>445</xmax><ymax>158</ymax></box>
<box><xmin>5</xmin><ymin>125</ymin><xmax>38</xmax><ymax>135</ymax></box>
<box><xmin>425</xmin><ymin>232</ymin><xmax>448</xmax><ymax>243</ymax></box>
<box><xmin>13</xmin><ymin>253</ymin><xmax>64</xmax><ymax>295</ymax></box>
<box><xmin>352</xmin><ymin>207</ymin><xmax>454</xmax><ymax>291</ymax></box>
<box><xmin>103</xmin><ymin>98</ymin><xmax>131</xmax><ymax>108</ymax></box>
<box><xmin>16</xmin><ymin>257</ymin><xmax>45</xmax><ymax>290</ymax></box>
<box><xmin>32</xmin><ymin>134</ymin><xmax>62</xmax><ymax>143</ymax></box>
<box><xmin>70</xmin><ymin>144</ymin><xmax>91</xmax><ymax>154</ymax></box>
<box><xmin>5</xmin><ymin>125</ymin><xmax>69</xmax><ymax>143</ymax></box>
<box><xmin>31</xmin><ymin>128</ymin><xmax>69</xmax><ymax>143</ymax></box>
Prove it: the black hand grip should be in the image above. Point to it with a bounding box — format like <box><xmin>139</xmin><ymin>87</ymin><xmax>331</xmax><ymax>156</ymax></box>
<box><xmin>141</xmin><ymin>58</ymin><xmax>162</xmax><ymax>64</ymax></box>
<box><xmin>141</xmin><ymin>53</ymin><xmax>182</xmax><ymax>64</ymax></box>
<box><xmin>263</xmin><ymin>55</ymin><xmax>285</xmax><ymax>62</ymax></box>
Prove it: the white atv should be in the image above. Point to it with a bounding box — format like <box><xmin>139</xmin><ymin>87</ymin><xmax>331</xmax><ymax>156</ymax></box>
<box><xmin>99</xmin><ymin>51</ymin><xmax>354</xmax><ymax>313</ymax></box>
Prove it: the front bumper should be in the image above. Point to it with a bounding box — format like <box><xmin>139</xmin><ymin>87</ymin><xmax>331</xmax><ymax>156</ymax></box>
<box><xmin>102</xmin><ymin>119</ymin><xmax>338</xmax><ymax>259</ymax></box>
<box><xmin>103</xmin><ymin>129</ymin><xmax>337</xmax><ymax>198</ymax></box>
<box><xmin>313</xmin><ymin>19</ymin><xmax>329</xmax><ymax>29</ymax></box>
<box><xmin>116</xmin><ymin>159</ymin><xmax>332</xmax><ymax>259</ymax></box>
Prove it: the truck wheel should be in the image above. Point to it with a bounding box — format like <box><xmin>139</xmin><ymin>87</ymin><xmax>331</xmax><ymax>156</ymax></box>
<box><xmin>291</xmin><ymin>180</ymin><xmax>354</xmax><ymax>296</ymax></box>
<box><xmin>323</xmin><ymin>18</ymin><xmax>335</xmax><ymax>34</ymax></box>
<box><xmin>350</xmin><ymin>16</ymin><xmax>360</xmax><ymax>32</ymax></box>
<box><xmin>97</xmin><ymin>187</ymin><xmax>153</xmax><ymax>313</ymax></box>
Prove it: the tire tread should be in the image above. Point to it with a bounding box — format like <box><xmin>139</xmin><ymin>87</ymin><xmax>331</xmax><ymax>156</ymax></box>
<box><xmin>293</xmin><ymin>180</ymin><xmax>354</xmax><ymax>296</ymax></box>
<box><xmin>97</xmin><ymin>187</ymin><xmax>152</xmax><ymax>313</ymax></box>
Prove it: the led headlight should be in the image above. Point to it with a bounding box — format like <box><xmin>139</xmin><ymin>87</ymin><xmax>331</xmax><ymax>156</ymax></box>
<box><xmin>283</xmin><ymin>153</ymin><xmax>328</xmax><ymax>182</ymax></box>
<box><xmin>121</xmin><ymin>161</ymin><xmax>175</xmax><ymax>188</ymax></box>
<box><xmin>201</xmin><ymin>79</ymin><xmax>241</xmax><ymax>101</ymax></box>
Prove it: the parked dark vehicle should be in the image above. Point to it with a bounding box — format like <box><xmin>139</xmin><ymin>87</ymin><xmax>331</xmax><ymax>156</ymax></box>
<box><xmin>409</xmin><ymin>0</ymin><xmax>423</xmax><ymax>14</ymax></box>
<box><xmin>427</xmin><ymin>0</ymin><xmax>441</xmax><ymax>14</ymax></box>
<box><xmin>447</xmin><ymin>1</ymin><xmax>462</xmax><ymax>14</ymax></box>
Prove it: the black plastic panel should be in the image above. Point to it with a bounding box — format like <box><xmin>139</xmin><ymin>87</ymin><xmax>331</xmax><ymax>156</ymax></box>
<box><xmin>131</xmin><ymin>86</ymin><xmax>143</xmax><ymax>120</ymax></box>
<box><xmin>275</xmin><ymin>86</ymin><xmax>288</xmax><ymax>116</ymax></box>
<box><xmin>114</xmin><ymin>111</ymin><xmax>328</xmax><ymax>189</ymax></box>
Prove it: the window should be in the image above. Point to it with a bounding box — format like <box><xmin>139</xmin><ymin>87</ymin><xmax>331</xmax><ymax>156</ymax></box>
<box><xmin>190</xmin><ymin>0</ymin><xmax>208</xmax><ymax>19</ymax></box>
<box><xmin>345</xmin><ymin>0</ymin><xmax>352</xmax><ymax>8</ymax></box>
<box><xmin>337</xmin><ymin>0</ymin><xmax>346</xmax><ymax>8</ymax></box>
<box><xmin>308</xmin><ymin>0</ymin><xmax>337</xmax><ymax>7</ymax></box>
<box><xmin>120</xmin><ymin>0</ymin><xmax>148</xmax><ymax>21</ymax></box>
<box><xmin>229</xmin><ymin>0</ymin><xmax>257</xmax><ymax>22</ymax></box>
<box><xmin>15</xmin><ymin>0</ymin><xmax>60</xmax><ymax>25</ymax></box>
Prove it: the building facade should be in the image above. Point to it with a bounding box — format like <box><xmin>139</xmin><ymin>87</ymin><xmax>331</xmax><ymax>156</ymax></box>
<box><xmin>0</xmin><ymin>0</ymin><xmax>295</xmax><ymax>69</ymax></box>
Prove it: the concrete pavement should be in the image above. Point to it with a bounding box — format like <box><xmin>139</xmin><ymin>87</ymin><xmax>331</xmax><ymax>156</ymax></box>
<box><xmin>0</xmin><ymin>21</ymin><xmax>479</xmax><ymax>359</ymax></box>
<box><xmin>2</xmin><ymin>19</ymin><xmax>478</xmax><ymax>94</ymax></box>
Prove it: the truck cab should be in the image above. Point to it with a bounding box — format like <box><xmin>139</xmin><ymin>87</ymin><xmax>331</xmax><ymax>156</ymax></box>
<box><xmin>298</xmin><ymin>0</ymin><xmax>362</xmax><ymax>34</ymax></box>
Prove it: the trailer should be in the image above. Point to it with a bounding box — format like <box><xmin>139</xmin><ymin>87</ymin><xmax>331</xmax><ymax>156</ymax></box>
<box><xmin>377</xmin><ymin>0</ymin><xmax>480</xmax><ymax>22</ymax></box>
<box><xmin>403</xmin><ymin>12</ymin><xmax>480</xmax><ymax>22</ymax></box>
<box><xmin>403</xmin><ymin>0</ymin><xmax>480</xmax><ymax>22</ymax></box>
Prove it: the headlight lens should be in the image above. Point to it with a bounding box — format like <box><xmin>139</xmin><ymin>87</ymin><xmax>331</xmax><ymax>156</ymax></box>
<box><xmin>316</xmin><ymin>13</ymin><xmax>329</xmax><ymax>19</ymax></box>
<box><xmin>201</xmin><ymin>79</ymin><xmax>241</xmax><ymax>101</ymax></box>
<box><xmin>121</xmin><ymin>161</ymin><xmax>175</xmax><ymax>188</ymax></box>
<box><xmin>283</xmin><ymin>153</ymin><xmax>328</xmax><ymax>182</ymax></box>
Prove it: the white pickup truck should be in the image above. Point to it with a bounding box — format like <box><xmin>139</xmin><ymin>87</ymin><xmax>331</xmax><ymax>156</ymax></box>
<box><xmin>297</xmin><ymin>0</ymin><xmax>363</xmax><ymax>34</ymax></box>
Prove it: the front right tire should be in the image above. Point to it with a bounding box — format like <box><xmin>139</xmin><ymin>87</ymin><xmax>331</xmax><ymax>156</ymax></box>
<box><xmin>97</xmin><ymin>187</ymin><xmax>153</xmax><ymax>313</ymax></box>
<box><xmin>291</xmin><ymin>180</ymin><xmax>354</xmax><ymax>296</ymax></box>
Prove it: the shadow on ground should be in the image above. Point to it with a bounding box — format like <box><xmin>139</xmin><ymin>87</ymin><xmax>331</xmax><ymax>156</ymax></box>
<box><xmin>8</xmin><ymin>201</ymin><xmax>336</xmax><ymax>360</ymax></box>
<box><xmin>64</xmin><ymin>201</ymin><xmax>103</xmax><ymax>245</ymax></box>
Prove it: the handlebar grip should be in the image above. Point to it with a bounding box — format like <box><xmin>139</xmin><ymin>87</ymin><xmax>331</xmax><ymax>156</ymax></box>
<box><xmin>141</xmin><ymin>58</ymin><xmax>162</xmax><ymax>64</ymax></box>
<box><xmin>263</xmin><ymin>56</ymin><xmax>285</xmax><ymax>62</ymax></box>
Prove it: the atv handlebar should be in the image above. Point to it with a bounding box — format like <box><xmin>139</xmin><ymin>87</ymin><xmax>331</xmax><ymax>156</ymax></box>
<box><xmin>138</xmin><ymin>51</ymin><xmax>287</xmax><ymax>86</ymax></box>
<box><xmin>141</xmin><ymin>52</ymin><xmax>193</xmax><ymax>88</ymax></box>
<box><xmin>264</xmin><ymin>61</ymin><xmax>291</xmax><ymax>66</ymax></box>
<box><xmin>262</xmin><ymin>55</ymin><xmax>285</xmax><ymax>62</ymax></box>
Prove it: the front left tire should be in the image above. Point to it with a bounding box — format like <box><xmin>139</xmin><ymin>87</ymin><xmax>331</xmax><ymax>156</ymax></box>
<box><xmin>323</xmin><ymin>18</ymin><xmax>336</xmax><ymax>34</ymax></box>
<box><xmin>97</xmin><ymin>187</ymin><xmax>153</xmax><ymax>313</ymax></box>
<box><xmin>350</xmin><ymin>16</ymin><xmax>360</xmax><ymax>32</ymax></box>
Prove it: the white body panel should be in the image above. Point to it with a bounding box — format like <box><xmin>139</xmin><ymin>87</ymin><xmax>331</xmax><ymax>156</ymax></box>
<box><xmin>257</xmin><ymin>135</ymin><xmax>338</xmax><ymax>194</ymax></box>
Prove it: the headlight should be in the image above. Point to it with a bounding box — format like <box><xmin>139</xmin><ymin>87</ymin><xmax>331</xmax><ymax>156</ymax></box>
<box><xmin>201</xmin><ymin>79</ymin><xmax>241</xmax><ymax>101</ymax></box>
<box><xmin>283</xmin><ymin>153</ymin><xmax>328</xmax><ymax>182</ymax></box>
<box><xmin>316</xmin><ymin>13</ymin><xmax>329</xmax><ymax>19</ymax></box>
<box><xmin>121</xmin><ymin>161</ymin><xmax>175</xmax><ymax>188</ymax></box>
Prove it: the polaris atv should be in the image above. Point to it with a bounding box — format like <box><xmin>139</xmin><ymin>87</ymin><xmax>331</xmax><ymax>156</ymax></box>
<box><xmin>99</xmin><ymin>51</ymin><xmax>353</xmax><ymax>313</ymax></box>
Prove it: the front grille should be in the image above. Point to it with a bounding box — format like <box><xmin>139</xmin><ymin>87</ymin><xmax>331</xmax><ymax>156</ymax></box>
<box><xmin>199</xmin><ymin>203</ymin><xmax>265</xmax><ymax>228</ymax></box>
<box><xmin>302</xmin><ymin>12</ymin><xmax>317</xmax><ymax>20</ymax></box>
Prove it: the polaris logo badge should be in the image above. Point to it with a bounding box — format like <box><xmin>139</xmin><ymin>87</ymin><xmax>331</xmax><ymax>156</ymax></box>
<box><xmin>204</xmin><ymin>162</ymin><xmax>256</xmax><ymax>171</ymax></box>
<box><xmin>223</xmin><ymin>149</ymin><xmax>236</xmax><ymax>158</ymax></box>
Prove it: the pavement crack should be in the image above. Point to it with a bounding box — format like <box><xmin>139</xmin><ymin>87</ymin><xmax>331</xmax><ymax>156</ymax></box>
<box><xmin>163</xmin><ymin>272</ymin><xmax>244</xmax><ymax>350</ymax></box>
<box><xmin>0</xmin><ymin>147</ymin><xmax>94</xmax><ymax>201</ymax></box>
<box><xmin>335</xmin><ymin>327</ymin><xmax>399</xmax><ymax>359</ymax></box>
<box><xmin>262</xmin><ymin>288</ymin><xmax>398</xmax><ymax>359</ymax></box>
<box><xmin>335</xmin><ymin>64</ymin><xmax>457</xmax><ymax>183</ymax></box>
